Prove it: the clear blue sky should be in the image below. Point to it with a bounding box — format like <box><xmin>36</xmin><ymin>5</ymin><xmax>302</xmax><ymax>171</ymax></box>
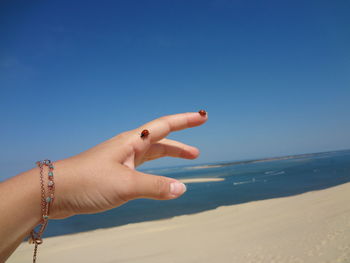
<box><xmin>1</xmin><ymin>0</ymin><xmax>349</xmax><ymax>180</ymax></box>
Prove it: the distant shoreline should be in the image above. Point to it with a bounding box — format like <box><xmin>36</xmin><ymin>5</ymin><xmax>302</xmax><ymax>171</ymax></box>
<box><xmin>184</xmin><ymin>149</ymin><xmax>350</xmax><ymax>170</ymax></box>
<box><xmin>141</xmin><ymin>149</ymin><xmax>350</xmax><ymax>173</ymax></box>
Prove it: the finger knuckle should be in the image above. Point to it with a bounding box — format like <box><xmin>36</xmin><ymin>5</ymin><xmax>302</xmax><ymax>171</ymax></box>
<box><xmin>154</xmin><ymin>176</ymin><xmax>169</xmax><ymax>198</ymax></box>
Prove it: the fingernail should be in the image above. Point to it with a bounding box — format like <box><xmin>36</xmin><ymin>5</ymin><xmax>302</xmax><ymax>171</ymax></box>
<box><xmin>170</xmin><ymin>182</ymin><xmax>187</xmax><ymax>196</ymax></box>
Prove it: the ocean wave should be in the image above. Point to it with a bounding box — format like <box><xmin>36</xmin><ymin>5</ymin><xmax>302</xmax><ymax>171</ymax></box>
<box><xmin>264</xmin><ymin>170</ymin><xmax>285</xmax><ymax>176</ymax></box>
<box><xmin>233</xmin><ymin>180</ymin><xmax>252</xmax><ymax>186</ymax></box>
<box><xmin>233</xmin><ymin>177</ymin><xmax>265</xmax><ymax>186</ymax></box>
<box><xmin>233</xmin><ymin>172</ymin><xmax>285</xmax><ymax>186</ymax></box>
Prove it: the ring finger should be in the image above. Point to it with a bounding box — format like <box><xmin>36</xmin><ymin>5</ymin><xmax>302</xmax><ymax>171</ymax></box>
<box><xmin>135</xmin><ymin>138</ymin><xmax>200</xmax><ymax>166</ymax></box>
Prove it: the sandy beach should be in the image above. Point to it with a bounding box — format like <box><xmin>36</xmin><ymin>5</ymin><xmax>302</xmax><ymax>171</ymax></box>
<box><xmin>179</xmin><ymin>177</ymin><xmax>225</xmax><ymax>183</ymax></box>
<box><xmin>9</xmin><ymin>182</ymin><xmax>350</xmax><ymax>263</ymax></box>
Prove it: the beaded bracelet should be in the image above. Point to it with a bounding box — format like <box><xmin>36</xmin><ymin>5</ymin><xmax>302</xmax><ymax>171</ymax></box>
<box><xmin>28</xmin><ymin>159</ymin><xmax>55</xmax><ymax>263</ymax></box>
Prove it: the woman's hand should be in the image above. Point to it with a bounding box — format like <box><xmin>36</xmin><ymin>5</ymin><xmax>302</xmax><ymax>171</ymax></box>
<box><xmin>50</xmin><ymin>111</ymin><xmax>208</xmax><ymax>219</ymax></box>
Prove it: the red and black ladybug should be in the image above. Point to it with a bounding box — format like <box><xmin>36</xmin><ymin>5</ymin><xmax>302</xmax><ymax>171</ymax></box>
<box><xmin>198</xmin><ymin>109</ymin><xmax>207</xmax><ymax>116</ymax></box>
<box><xmin>140</xmin><ymin>129</ymin><xmax>150</xmax><ymax>138</ymax></box>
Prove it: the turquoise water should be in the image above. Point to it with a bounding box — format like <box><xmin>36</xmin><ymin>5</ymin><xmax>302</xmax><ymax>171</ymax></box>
<box><xmin>44</xmin><ymin>150</ymin><xmax>350</xmax><ymax>238</ymax></box>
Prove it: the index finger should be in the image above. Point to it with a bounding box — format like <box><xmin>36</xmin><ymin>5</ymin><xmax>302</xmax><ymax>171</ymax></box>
<box><xmin>135</xmin><ymin>111</ymin><xmax>208</xmax><ymax>143</ymax></box>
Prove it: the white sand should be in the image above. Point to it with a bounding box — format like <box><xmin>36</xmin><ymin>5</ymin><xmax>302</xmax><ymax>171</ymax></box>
<box><xmin>179</xmin><ymin>178</ymin><xmax>225</xmax><ymax>183</ymax></box>
<box><xmin>9</xmin><ymin>183</ymin><xmax>350</xmax><ymax>263</ymax></box>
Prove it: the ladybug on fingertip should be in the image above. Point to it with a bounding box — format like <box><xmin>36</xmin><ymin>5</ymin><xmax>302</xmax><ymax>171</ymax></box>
<box><xmin>140</xmin><ymin>129</ymin><xmax>150</xmax><ymax>139</ymax></box>
<box><xmin>198</xmin><ymin>109</ymin><xmax>207</xmax><ymax>116</ymax></box>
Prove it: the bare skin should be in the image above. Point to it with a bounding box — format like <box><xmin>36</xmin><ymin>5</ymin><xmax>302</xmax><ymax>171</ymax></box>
<box><xmin>0</xmin><ymin>111</ymin><xmax>208</xmax><ymax>262</ymax></box>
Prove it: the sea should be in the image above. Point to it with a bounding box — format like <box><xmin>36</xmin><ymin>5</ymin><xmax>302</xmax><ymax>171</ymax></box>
<box><xmin>43</xmin><ymin>149</ymin><xmax>350</xmax><ymax>238</ymax></box>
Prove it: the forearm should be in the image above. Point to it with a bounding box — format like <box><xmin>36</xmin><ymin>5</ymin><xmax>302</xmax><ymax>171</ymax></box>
<box><xmin>0</xmin><ymin>167</ymin><xmax>42</xmax><ymax>262</ymax></box>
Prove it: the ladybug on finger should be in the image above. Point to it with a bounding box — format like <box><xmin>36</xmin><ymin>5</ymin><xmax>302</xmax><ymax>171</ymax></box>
<box><xmin>198</xmin><ymin>109</ymin><xmax>207</xmax><ymax>116</ymax></box>
<box><xmin>140</xmin><ymin>129</ymin><xmax>150</xmax><ymax>139</ymax></box>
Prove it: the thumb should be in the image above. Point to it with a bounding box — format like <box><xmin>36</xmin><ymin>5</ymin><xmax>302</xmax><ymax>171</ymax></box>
<box><xmin>130</xmin><ymin>170</ymin><xmax>187</xmax><ymax>200</ymax></box>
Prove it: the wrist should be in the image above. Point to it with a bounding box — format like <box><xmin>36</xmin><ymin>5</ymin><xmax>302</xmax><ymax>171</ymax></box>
<box><xmin>0</xmin><ymin>166</ymin><xmax>42</xmax><ymax>258</ymax></box>
<box><xmin>16</xmin><ymin>166</ymin><xmax>44</xmax><ymax>230</ymax></box>
<box><xmin>46</xmin><ymin>158</ymin><xmax>78</xmax><ymax>219</ymax></box>
<box><xmin>0</xmin><ymin>159</ymin><xmax>72</xmax><ymax>261</ymax></box>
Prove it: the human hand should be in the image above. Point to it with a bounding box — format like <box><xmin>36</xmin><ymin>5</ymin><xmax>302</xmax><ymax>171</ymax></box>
<box><xmin>49</xmin><ymin>111</ymin><xmax>208</xmax><ymax>219</ymax></box>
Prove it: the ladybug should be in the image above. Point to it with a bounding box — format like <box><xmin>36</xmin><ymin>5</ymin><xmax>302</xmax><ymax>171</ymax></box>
<box><xmin>140</xmin><ymin>129</ymin><xmax>150</xmax><ymax>138</ymax></box>
<box><xmin>198</xmin><ymin>109</ymin><xmax>207</xmax><ymax>116</ymax></box>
